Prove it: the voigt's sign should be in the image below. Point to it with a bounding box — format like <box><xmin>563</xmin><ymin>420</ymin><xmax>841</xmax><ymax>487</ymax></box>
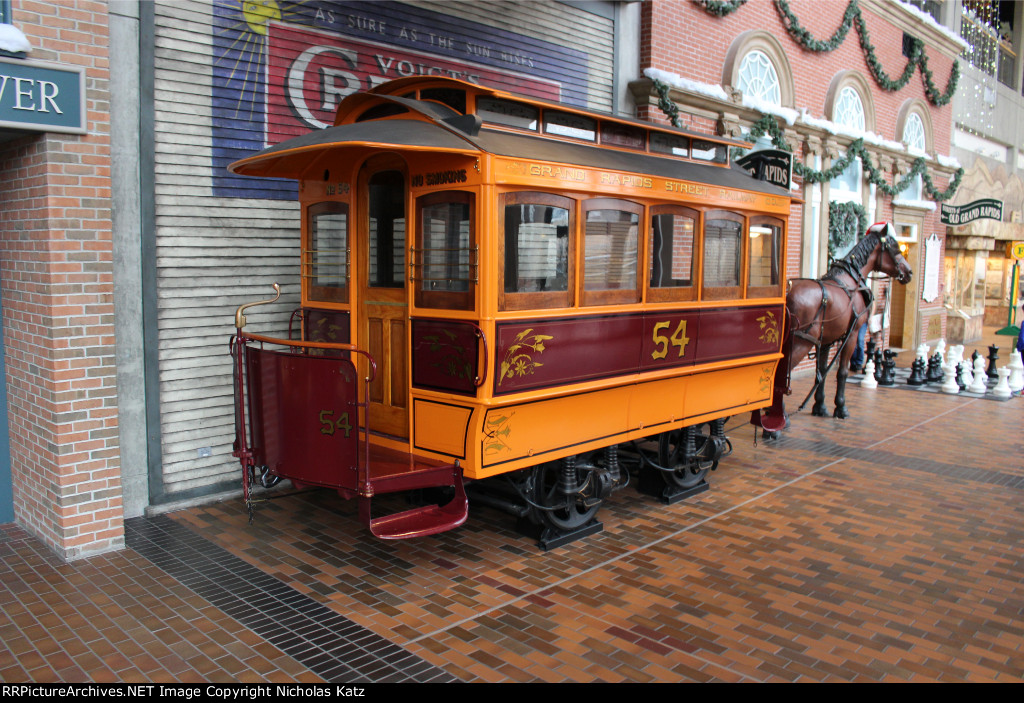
<box><xmin>0</xmin><ymin>57</ymin><xmax>85</xmax><ymax>134</ymax></box>
<box><xmin>266</xmin><ymin>22</ymin><xmax>560</xmax><ymax>142</ymax></box>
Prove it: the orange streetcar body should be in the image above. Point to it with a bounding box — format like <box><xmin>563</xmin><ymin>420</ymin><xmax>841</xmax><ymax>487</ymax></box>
<box><xmin>229</xmin><ymin>77</ymin><xmax>794</xmax><ymax>544</ymax></box>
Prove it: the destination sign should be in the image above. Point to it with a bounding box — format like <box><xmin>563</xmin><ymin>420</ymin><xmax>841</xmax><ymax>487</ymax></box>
<box><xmin>940</xmin><ymin>198</ymin><xmax>1003</xmax><ymax>225</ymax></box>
<box><xmin>735</xmin><ymin>148</ymin><xmax>792</xmax><ymax>189</ymax></box>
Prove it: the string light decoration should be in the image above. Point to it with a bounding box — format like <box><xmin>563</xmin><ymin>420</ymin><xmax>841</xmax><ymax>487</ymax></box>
<box><xmin>958</xmin><ymin>1</ymin><xmax>998</xmax><ymax>137</ymax></box>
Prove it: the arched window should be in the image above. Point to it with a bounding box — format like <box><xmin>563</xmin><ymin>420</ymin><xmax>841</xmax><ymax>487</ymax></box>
<box><xmin>723</xmin><ymin>31</ymin><xmax>795</xmax><ymax>108</ymax></box>
<box><xmin>901</xmin><ymin>113</ymin><xmax>926</xmax><ymax>201</ymax></box>
<box><xmin>737</xmin><ymin>50</ymin><xmax>781</xmax><ymax>105</ymax></box>
<box><xmin>830</xmin><ymin>86</ymin><xmax>865</xmax><ymax>197</ymax></box>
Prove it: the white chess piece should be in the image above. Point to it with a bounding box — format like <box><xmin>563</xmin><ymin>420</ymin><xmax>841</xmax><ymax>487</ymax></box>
<box><xmin>1007</xmin><ymin>350</ymin><xmax>1024</xmax><ymax>393</ymax></box>
<box><xmin>941</xmin><ymin>361</ymin><xmax>960</xmax><ymax>394</ymax></box>
<box><xmin>969</xmin><ymin>356</ymin><xmax>988</xmax><ymax>394</ymax></box>
<box><xmin>861</xmin><ymin>359</ymin><xmax>877</xmax><ymax>389</ymax></box>
<box><xmin>993</xmin><ymin>368</ymin><xmax>1012</xmax><ymax>398</ymax></box>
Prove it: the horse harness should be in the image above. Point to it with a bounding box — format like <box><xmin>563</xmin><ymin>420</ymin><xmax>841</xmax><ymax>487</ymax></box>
<box><xmin>791</xmin><ymin>257</ymin><xmax>874</xmax><ymax>357</ymax></box>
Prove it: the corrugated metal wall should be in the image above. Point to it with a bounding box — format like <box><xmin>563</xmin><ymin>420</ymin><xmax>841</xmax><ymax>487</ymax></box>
<box><xmin>149</xmin><ymin>0</ymin><xmax>616</xmax><ymax>499</ymax></box>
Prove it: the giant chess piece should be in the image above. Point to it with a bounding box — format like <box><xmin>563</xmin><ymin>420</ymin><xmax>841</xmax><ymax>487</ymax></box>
<box><xmin>941</xmin><ymin>360</ymin><xmax>960</xmax><ymax>394</ymax></box>
<box><xmin>961</xmin><ymin>352</ymin><xmax>974</xmax><ymax>389</ymax></box>
<box><xmin>879</xmin><ymin>349</ymin><xmax>897</xmax><ymax>386</ymax></box>
<box><xmin>993</xmin><ymin>368</ymin><xmax>1012</xmax><ymax>398</ymax></box>
<box><xmin>969</xmin><ymin>355</ymin><xmax>988</xmax><ymax>394</ymax></box>
<box><xmin>861</xmin><ymin>358</ymin><xmax>878</xmax><ymax>389</ymax></box>
<box><xmin>865</xmin><ymin>339</ymin><xmax>877</xmax><ymax>362</ymax></box>
<box><xmin>926</xmin><ymin>353</ymin><xmax>944</xmax><ymax>383</ymax></box>
<box><xmin>935</xmin><ymin>337</ymin><xmax>946</xmax><ymax>359</ymax></box>
<box><xmin>1007</xmin><ymin>350</ymin><xmax>1024</xmax><ymax>394</ymax></box>
<box><xmin>955</xmin><ymin>362</ymin><xmax>967</xmax><ymax>391</ymax></box>
<box><xmin>873</xmin><ymin>349</ymin><xmax>884</xmax><ymax>382</ymax></box>
<box><xmin>987</xmin><ymin>344</ymin><xmax>1000</xmax><ymax>380</ymax></box>
<box><xmin>906</xmin><ymin>356</ymin><xmax>926</xmax><ymax>385</ymax></box>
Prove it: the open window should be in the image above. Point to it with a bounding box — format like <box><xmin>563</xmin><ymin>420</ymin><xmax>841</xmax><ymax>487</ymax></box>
<box><xmin>500</xmin><ymin>191</ymin><xmax>575</xmax><ymax>311</ymax></box>
<box><xmin>648</xmin><ymin>205</ymin><xmax>699</xmax><ymax>303</ymax></box>
<box><xmin>414</xmin><ymin>191</ymin><xmax>476</xmax><ymax>310</ymax></box>
<box><xmin>747</xmin><ymin>216</ymin><xmax>783</xmax><ymax>299</ymax></box>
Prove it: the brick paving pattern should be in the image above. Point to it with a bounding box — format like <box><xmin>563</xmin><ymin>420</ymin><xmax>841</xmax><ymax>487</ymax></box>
<box><xmin>2</xmin><ymin>333</ymin><xmax>1023</xmax><ymax>682</ymax></box>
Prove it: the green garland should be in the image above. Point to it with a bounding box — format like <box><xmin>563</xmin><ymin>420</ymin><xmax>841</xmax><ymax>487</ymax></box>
<box><xmin>773</xmin><ymin>0</ymin><xmax>959</xmax><ymax>106</ymax></box>
<box><xmin>732</xmin><ymin>112</ymin><xmax>964</xmax><ymax>202</ymax></box>
<box><xmin>652</xmin><ymin>78</ymin><xmax>682</xmax><ymax>129</ymax></box>
<box><xmin>695</xmin><ymin>0</ymin><xmax>748</xmax><ymax>17</ymax></box>
<box><xmin>829</xmin><ymin>200</ymin><xmax>868</xmax><ymax>257</ymax></box>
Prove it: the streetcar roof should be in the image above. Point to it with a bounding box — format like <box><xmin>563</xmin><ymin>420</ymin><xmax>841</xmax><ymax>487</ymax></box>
<box><xmin>229</xmin><ymin>77</ymin><xmax>793</xmax><ymax>198</ymax></box>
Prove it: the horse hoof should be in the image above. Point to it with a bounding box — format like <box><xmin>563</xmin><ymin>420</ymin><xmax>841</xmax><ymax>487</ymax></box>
<box><xmin>833</xmin><ymin>407</ymin><xmax>850</xmax><ymax>419</ymax></box>
<box><xmin>811</xmin><ymin>406</ymin><xmax>829</xmax><ymax>418</ymax></box>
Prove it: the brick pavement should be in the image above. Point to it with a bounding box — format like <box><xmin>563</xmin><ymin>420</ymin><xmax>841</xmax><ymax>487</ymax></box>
<box><xmin>1</xmin><ymin>332</ymin><xmax>1022</xmax><ymax>682</ymax></box>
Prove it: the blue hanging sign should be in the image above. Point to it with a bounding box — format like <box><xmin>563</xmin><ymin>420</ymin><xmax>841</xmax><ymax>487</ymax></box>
<box><xmin>0</xmin><ymin>56</ymin><xmax>85</xmax><ymax>134</ymax></box>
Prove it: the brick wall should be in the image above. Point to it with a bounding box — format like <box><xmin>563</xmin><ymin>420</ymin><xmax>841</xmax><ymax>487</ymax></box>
<box><xmin>0</xmin><ymin>1</ymin><xmax>119</xmax><ymax>559</ymax></box>
<box><xmin>640</xmin><ymin>0</ymin><xmax>957</xmax><ymax>345</ymax></box>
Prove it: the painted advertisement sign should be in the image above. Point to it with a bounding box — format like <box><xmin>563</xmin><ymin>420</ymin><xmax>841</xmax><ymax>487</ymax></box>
<box><xmin>212</xmin><ymin>0</ymin><xmax>588</xmax><ymax>199</ymax></box>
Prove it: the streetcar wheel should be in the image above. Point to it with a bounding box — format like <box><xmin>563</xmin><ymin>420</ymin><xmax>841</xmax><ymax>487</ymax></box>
<box><xmin>530</xmin><ymin>460</ymin><xmax>601</xmax><ymax>531</ymax></box>
<box><xmin>658</xmin><ymin>427</ymin><xmax>712</xmax><ymax>490</ymax></box>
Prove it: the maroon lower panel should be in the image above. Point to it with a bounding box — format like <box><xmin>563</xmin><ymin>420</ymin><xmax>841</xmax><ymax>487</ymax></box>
<box><xmin>493</xmin><ymin>304</ymin><xmax>783</xmax><ymax>395</ymax></box>
<box><xmin>411</xmin><ymin>319</ymin><xmax>479</xmax><ymax>395</ymax></box>
<box><xmin>246</xmin><ymin>346</ymin><xmax>360</xmax><ymax>490</ymax></box>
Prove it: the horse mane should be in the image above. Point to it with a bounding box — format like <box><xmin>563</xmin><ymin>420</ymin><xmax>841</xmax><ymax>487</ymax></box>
<box><xmin>837</xmin><ymin>229</ymin><xmax>882</xmax><ymax>272</ymax></box>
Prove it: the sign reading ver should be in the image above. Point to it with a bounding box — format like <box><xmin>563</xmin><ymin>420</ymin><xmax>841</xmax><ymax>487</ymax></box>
<box><xmin>0</xmin><ymin>57</ymin><xmax>85</xmax><ymax>134</ymax></box>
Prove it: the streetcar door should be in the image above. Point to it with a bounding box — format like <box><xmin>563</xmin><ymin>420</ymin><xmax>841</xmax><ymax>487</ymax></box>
<box><xmin>358</xmin><ymin>160</ymin><xmax>409</xmax><ymax>439</ymax></box>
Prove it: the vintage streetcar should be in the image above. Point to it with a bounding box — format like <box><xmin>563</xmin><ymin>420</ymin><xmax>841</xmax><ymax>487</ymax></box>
<box><xmin>229</xmin><ymin>76</ymin><xmax>794</xmax><ymax>547</ymax></box>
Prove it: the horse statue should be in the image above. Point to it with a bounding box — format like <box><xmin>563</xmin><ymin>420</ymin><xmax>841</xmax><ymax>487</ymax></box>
<box><xmin>754</xmin><ymin>222</ymin><xmax>913</xmax><ymax>433</ymax></box>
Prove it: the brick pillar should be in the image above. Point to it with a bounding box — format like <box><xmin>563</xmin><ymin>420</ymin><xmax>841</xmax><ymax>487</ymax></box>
<box><xmin>0</xmin><ymin>1</ymin><xmax>120</xmax><ymax>560</ymax></box>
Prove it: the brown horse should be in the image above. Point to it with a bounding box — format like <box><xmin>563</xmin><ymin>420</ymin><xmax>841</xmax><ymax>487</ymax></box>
<box><xmin>757</xmin><ymin>222</ymin><xmax>912</xmax><ymax>432</ymax></box>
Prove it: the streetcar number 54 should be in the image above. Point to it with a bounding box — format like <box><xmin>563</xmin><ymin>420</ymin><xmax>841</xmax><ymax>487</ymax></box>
<box><xmin>651</xmin><ymin>320</ymin><xmax>691</xmax><ymax>360</ymax></box>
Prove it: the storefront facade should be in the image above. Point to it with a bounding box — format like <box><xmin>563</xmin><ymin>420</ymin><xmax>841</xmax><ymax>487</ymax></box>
<box><xmin>633</xmin><ymin>0</ymin><xmax>962</xmax><ymax>352</ymax></box>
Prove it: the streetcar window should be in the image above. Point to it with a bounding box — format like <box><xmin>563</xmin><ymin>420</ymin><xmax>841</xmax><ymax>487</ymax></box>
<box><xmin>543</xmin><ymin>111</ymin><xmax>597</xmax><ymax>141</ymax></box>
<box><xmin>692</xmin><ymin>139</ymin><xmax>728</xmax><ymax>164</ymax></box>
<box><xmin>368</xmin><ymin>170</ymin><xmax>405</xmax><ymax>289</ymax></box>
<box><xmin>747</xmin><ymin>217</ymin><xmax>783</xmax><ymax>298</ymax></box>
<box><xmin>305</xmin><ymin>201</ymin><xmax>349</xmax><ymax>304</ymax></box>
<box><xmin>648</xmin><ymin>206</ymin><xmax>697</xmax><ymax>302</ymax></box>
<box><xmin>600</xmin><ymin>123</ymin><xmax>645</xmax><ymax>150</ymax></box>
<box><xmin>702</xmin><ymin>212</ymin><xmax>743</xmax><ymax>300</ymax></box>
<box><xmin>355</xmin><ymin>104</ymin><xmax>409</xmax><ymax>122</ymax></box>
<box><xmin>650</xmin><ymin>132</ymin><xmax>689</xmax><ymax>157</ymax></box>
<box><xmin>582</xmin><ymin>200</ymin><xmax>641</xmax><ymax>306</ymax></box>
<box><xmin>421</xmin><ymin>88</ymin><xmax>466</xmax><ymax>114</ymax></box>
<box><xmin>415</xmin><ymin>191</ymin><xmax>475</xmax><ymax>311</ymax></box>
<box><xmin>476</xmin><ymin>97</ymin><xmax>538</xmax><ymax>131</ymax></box>
<box><xmin>500</xmin><ymin>192</ymin><xmax>574</xmax><ymax>311</ymax></box>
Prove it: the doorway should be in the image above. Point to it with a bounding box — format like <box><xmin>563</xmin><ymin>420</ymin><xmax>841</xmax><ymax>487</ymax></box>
<box><xmin>358</xmin><ymin>158</ymin><xmax>409</xmax><ymax>439</ymax></box>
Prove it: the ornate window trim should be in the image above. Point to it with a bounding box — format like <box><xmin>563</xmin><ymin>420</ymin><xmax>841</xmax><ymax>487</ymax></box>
<box><xmin>723</xmin><ymin>30</ymin><xmax>795</xmax><ymax>108</ymax></box>
<box><xmin>825</xmin><ymin>71</ymin><xmax>875</xmax><ymax>134</ymax></box>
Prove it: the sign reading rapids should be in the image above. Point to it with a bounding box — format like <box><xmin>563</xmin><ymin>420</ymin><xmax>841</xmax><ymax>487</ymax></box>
<box><xmin>212</xmin><ymin>0</ymin><xmax>588</xmax><ymax>199</ymax></box>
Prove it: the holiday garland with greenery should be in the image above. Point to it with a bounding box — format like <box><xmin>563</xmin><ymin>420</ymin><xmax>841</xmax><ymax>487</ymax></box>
<box><xmin>696</xmin><ymin>0</ymin><xmax>960</xmax><ymax>106</ymax></box>
<box><xmin>829</xmin><ymin>200</ymin><xmax>868</xmax><ymax>257</ymax></box>
<box><xmin>695</xmin><ymin>0</ymin><xmax>748</xmax><ymax>17</ymax></box>
<box><xmin>738</xmin><ymin>113</ymin><xmax>964</xmax><ymax>202</ymax></box>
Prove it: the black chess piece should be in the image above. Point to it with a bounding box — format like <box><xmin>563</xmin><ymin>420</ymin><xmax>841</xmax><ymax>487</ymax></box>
<box><xmin>907</xmin><ymin>357</ymin><xmax>926</xmax><ymax>386</ymax></box>
<box><xmin>926</xmin><ymin>353</ymin><xmax>943</xmax><ymax>383</ymax></box>
<box><xmin>873</xmin><ymin>349</ymin><xmax>884</xmax><ymax>382</ymax></box>
<box><xmin>987</xmin><ymin>344</ymin><xmax>1000</xmax><ymax>379</ymax></box>
<box><xmin>954</xmin><ymin>362</ymin><xmax>966</xmax><ymax>391</ymax></box>
<box><xmin>879</xmin><ymin>349</ymin><xmax>897</xmax><ymax>386</ymax></box>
